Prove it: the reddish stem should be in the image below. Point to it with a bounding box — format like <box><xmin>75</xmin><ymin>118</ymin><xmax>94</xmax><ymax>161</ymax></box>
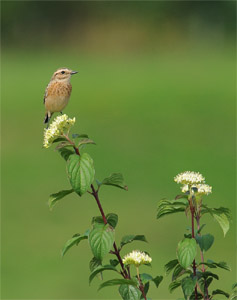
<box><xmin>196</xmin><ymin>214</ymin><xmax>209</xmax><ymax>300</ymax></box>
<box><xmin>72</xmin><ymin>142</ymin><xmax>148</xmax><ymax>294</ymax></box>
<box><xmin>190</xmin><ymin>201</ymin><xmax>198</xmax><ymax>300</ymax></box>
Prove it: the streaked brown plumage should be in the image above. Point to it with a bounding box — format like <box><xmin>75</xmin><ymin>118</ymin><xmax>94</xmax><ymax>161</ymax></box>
<box><xmin>44</xmin><ymin>67</ymin><xmax>78</xmax><ymax>124</ymax></box>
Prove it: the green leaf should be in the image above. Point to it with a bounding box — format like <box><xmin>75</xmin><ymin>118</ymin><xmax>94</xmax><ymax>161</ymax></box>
<box><xmin>119</xmin><ymin>284</ymin><xmax>141</xmax><ymax>300</ymax></box>
<box><xmin>232</xmin><ymin>283</ymin><xmax>237</xmax><ymax>289</ymax></box>
<box><xmin>177</xmin><ymin>238</ymin><xmax>197</xmax><ymax>269</ymax></box>
<box><xmin>106</xmin><ymin>213</ymin><xmax>118</xmax><ymax>228</ymax></box>
<box><xmin>181</xmin><ymin>277</ymin><xmax>197</xmax><ymax>298</ymax></box>
<box><xmin>89</xmin><ymin>265</ymin><xmax>118</xmax><ymax>284</ymax></box>
<box><xmin>89</xmin><ymin>257</ymin><xmax>102</xmax><ymax>272</ymax></box>
<box><xmin>48</xmin><ymin>189</ymin><xmax>74</xmax><ymax>210</ymax></box>
<box><xmin>120</xmin><ymin>235</ymin><xmax>148</xmax><ymax>248</ymax></box>
<box><xmin>61</xmin><ymin>231</ymin><xmax>89</xmax><ymax>257</ymax></box>
<box><xmin>139</xmin><ymin>273</ymin><xmax>163</xmax><ymax>288</ymax></box>
<box><xmin>52</xmin><ymin>137</ymin><xmax>68</xmax><ymax>143</ymax></box>
<box><xmin>140</xmin><ymin>273</ymin><xmax>153</xmax><ymax>284</ymax></box>
<box><xmin>196</xmin><ymin>234</ymin><xmax>214</xmax><ymax>252</ymax></box>
<box><xmin>67</xmin><ymin>153</ymin><xmax>95</xmax><ymax>196</ymax></box>
<box><xmin>101</xmin><ymin>173</ymin><xmax>128</xmax><ymax>190</ymax></box>
<box><xmin>152</xmin><ymin>275</ymin><xmax>163</xmax><ymax>288</ymax></box>
<box><xmin>78</xmin><ymin>138</ymin><xmax>96</xmax><ymax>148</ymax></box>
<box><xmin>98</xmin><ymin>279</ymin><xmax>137</xmax><ymax>291</ymax></box>
<box><xmin>164</xmin><ymin>259</ymin><xmax>179</xmax><ymax>276</ymax></box>
<box><xmin>200</xmin><ymin>271</ymin><xmax>219</xmax><ymax>280</ymax></box>
<box><xmin>92</xmin><ymin>216</ymin><xmax>104</xmax><ymax>225</ymax></box>
<box><xmin>169</xmin><ymin>280</ymin><xmax>181</xmax><ymax>293</ymax></box>
<box><xmin>91</xmin><ymin>213</ymin><xmax>118</xmax><ymax>229</ymax></box>
<box><xmin>89</xmin><ymin>224</ymin><xmax>115</xmax><ymax>260</ymax></box>
<box><xmin>58</xmin><ymin>147</ymin><xmax>74</xmax><ymax>161</ymax></box>
<box><xmin>201</xmin><ymin>205</ymin><xmax>231</xmax><ymax>236</ymax></box>
<box><xmin>157</xmin><ymin>199</ymin><xmax>188</xmax><ymax>219</ymax></box>
<box><xmin>72</xmin><ymin>133</ymin><xmax>89</xmax><ymax>139</ymax></box>
<box><xmin>55</xmin><ymin>141</ymin><xmax>73</xmax><ymax>150</ymax></box>
<box><xmin>110</xmin><ymin>259</ymin><xmax>119</xmax><ymax>267</ymax></box>
<box><xmin>172</xmin><ymin>264</ymin><xmax>190</xmax><ymax>281</ymax></box>
<box><xmin>230</xmin><ymin>291</ymin><xmax>237</xmax><ymax>300</ymax></box>
<box><xmin>200</xmin><ymin>260</ymin><xmax>231</xmax><ymax>271</ymax></box>
<box><xmin>212</xmin><ymin>289</ymin><xmax>229</xmax><ymax>298</ymax></box>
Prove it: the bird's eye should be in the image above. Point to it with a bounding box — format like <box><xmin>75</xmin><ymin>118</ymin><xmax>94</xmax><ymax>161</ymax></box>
<box><xmin>61</xmin><ymin>71</ymin><xmax>65</xmax><ymax>74</ymax></box>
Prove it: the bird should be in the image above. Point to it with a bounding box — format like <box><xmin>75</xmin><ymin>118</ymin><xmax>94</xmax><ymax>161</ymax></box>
<box><xmin>43</xmin><ymin>67</ymin><xmax>78</xmax><ymax>124</ymax></box>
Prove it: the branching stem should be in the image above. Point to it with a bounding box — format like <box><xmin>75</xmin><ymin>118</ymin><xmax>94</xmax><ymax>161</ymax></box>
<box><xmin>64</xmin><ymin>138</ymin><xmax>147</xmax><ymax>295</ymax></box>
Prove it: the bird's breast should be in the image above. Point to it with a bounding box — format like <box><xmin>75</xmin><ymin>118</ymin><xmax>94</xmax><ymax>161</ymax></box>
<box><xmin>45</xmin><ymin>82</ymin><xmax>72</xmax><ymax>112</ymax></box>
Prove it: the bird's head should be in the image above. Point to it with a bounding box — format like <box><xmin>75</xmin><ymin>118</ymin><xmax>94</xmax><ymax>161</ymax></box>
<box><xmin>52</xmin><ymin>68</ymin><xmax>78</xmax><ymax>82</ymax></box>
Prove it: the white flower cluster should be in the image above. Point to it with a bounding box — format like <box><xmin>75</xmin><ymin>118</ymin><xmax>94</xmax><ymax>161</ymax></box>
<box><xmin>43</xmin><ymin>114</ymin><xmax>75</xmax><ymax>148</ymax></box>
<box><xmin>123</xmin><ymin>250</ymin><xmax>152</xmax><ymax>267</ymax></box>
<box><xmin>181</xmin><ymin>183</ymin><xmax>212</xmax><ymax>195</ymax></box>
<box><xmin>174</xmin><ymin>171</ymin><xmax>205</xmax><ymax>185</ymax></box>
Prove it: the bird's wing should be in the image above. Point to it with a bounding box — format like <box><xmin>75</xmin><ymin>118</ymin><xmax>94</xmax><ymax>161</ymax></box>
<box><xmin>43</xmin><ymin>83</ymin><xmax>50</xmax><ymax>104</ymax></box>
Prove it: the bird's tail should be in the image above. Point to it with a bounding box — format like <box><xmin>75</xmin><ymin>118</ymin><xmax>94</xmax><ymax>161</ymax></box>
<box><xmin>44</xmin><ymin>112</ymin><xmax>53</xmax><ymax>124</ymax></box>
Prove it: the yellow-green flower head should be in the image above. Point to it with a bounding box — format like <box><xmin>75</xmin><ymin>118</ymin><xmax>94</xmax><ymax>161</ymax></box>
<box><xmin>43</xmin><ymin>114</ymin><xmax>75</xmax><ymax>148</ymax></box>
<box><xmin>122</xmin><ymin>250</ymin><xmax>152</xmax><ymax>267</ymax></box>
<box><xmin>174</xmin><ymin>171</ymin><xmax>205</xmax><ymax>185</ymax></box>
<box><xmin>181</xmin><ymin>183</ymin><xmax>212</xmax><ymax>195</ymax></box>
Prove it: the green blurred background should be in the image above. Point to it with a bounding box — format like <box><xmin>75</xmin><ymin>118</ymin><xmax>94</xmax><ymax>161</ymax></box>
<box><xmin>1</xmin><ymin>1</ymin><xmax>236</xmax><ymax>299</ymax></box>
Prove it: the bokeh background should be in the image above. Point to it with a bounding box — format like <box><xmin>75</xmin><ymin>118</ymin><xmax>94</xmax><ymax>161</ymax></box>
<box><xmin>1</xmin><ymin>1</ymin><xmax>236</xmax><ymax>299</ymax></box>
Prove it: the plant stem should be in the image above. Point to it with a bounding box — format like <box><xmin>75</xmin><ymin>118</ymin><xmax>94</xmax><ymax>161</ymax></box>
<box><xmin>136</xmin><ymin>267</ymin><xmax>147</xmax><ymax>300</ymax></box>
<box><xmin>196</xmin><ymin>214</ymin><xmax>209</xmax><ymax>300</ymax></box>
<box><xmin>71</xmin><ymin>142</ymin><xmax>147</xmax><ymax>295</ymax></box>
<box><xmin>190</xmin><ymin>196</ymin><xmax>198</xmax><ymax>300</ymax></box>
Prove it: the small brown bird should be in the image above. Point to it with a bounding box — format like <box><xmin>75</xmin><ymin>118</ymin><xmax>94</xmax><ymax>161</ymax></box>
<box><xmin>43</xmin><ymin>67</ymin><xmax>78</xmax><ymax>124</ymax></box>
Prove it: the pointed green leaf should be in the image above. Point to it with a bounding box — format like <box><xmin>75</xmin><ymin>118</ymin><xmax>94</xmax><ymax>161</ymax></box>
<box><xmin>169</xmin><ymin>280</ymin><xmax>181</xmax><ymax>293</ymax></box>
<box><xmin>172</xmin><ymin>264</ymin><xmax>190</xmax><ymax>281</ymax></box>
<box><xmin>212</xmin><ymin>289</ymin><xmax>229</xmax><ymax>298</ymax></box>
<box><xmin>152</xmin><ymin>275</ymin><xmax>163</xmax><ymax>288</ymax></box>
<box><xmin>89</xmin><ymin>265</ymin><xmax>118</xmax><ymax>284</ymax></box>
<box><xmin>91</xmin><ymin>216</ymin><xmax>104</xmax><ymax>225</ymax></box>
<box><xmin>200</xmin><ymin>260</ymin><xmax>231</xmax><ymax>271</ymax></box>
<box><xmin>58</xmin><ymin>147</ymin><xmax>74</xmax><ymax>161</ymax></box>
<box><xmin>119</xmin><ymin>284</ymin><xmax>141</xmax><ymax>300</ymax></box>
<box><xmin>78</xmin><ymin>138</ymin><xmax>96</xmax><ymax>148</ymax></box>
<box><xmin>196</xmin><ymin>234</ymin><xmax>214</xmax><ymax>252</ymax></box>
<box><xmin>48</xmin><ymin>189</ymin><xmax>74</xmax><ymax>210</ymax></box>
<box><xmin>230</xmin><ymin>291</ymin><xmax>237</xmax><ymax>300</ymax></box>
<box><xmin>98</xmin><ymin>279</ymin><xmax>137</xmax><ymax>291</ymax></box>
<box><xmin>55</xmin><ymin>141</ymin><xmax>73</xmax><ymax>150</ymax></box>
<box><xmin>200</xmin><ymin>271</ymin><xmax>219</xmax><ymax>280</ymax></box>
<box><xmin>101</xmin><ymin>173</ymin><xmax>128</xmax><ymax>190</ymax></box>
<box><xmin>62</xmin><ymin>231</ymin><xmax>89</xmax><ymax>257</ymax></box>
<box><xmin>106</xmin><ymin>213</ymin><xmax>118</xmax><ymax>228</ymax></box>
<box><xmin>67</xmin><ymin>153</ymin><xmax>95</xmax><ymax>196</ymax></box>
<box><xmin>181</xmin><ymin>277</ymin><xmax>197</xmax><ymax>298</ymax></box>
<box><xmin>89</xmin><ymin>257</ymin><xmax>102</xmax><ymax>272</ymax></box>
<box><xmin>157</xmin><ymin>199</ymin><xmax>188</xmax><ymax>219</ymax></box>
<box><xmin>140</xmin><ymin>273</ymin><xmax>153</xmax><ymax>284</ymax></box>
<box><xmin>164</xmin><ymin>259</ymin><xmax>179</xmax><ymax>275</ymax></box>
<box><xmin>92</xmin><ymin>213</ymin><xmax>118</xmax><ymax>228</ymax></box>
<box><xmin>177</xmin><ymin>238</ymin><xmax>197</xmax><ymax>269</ymax></box>
<box><xmin>89</xmin><ymin>224</ymin><xmax>115</xmax><ymax>260</ymax></box>
<box><xmin>120</xmin><ymin>235</ymin><xmax>148</xmax><ymax>248</ymax></box>
<box><xmin>232</xmin><ymin>283</ymin><xmax>237</xmax><ymax>289</ymax></box>
<box><xmin>201</xmin><ymin>206</ymin><xmax>231</xmax><ymax>236</ymax></box>
<box><xmin>52</xmin><ymin>137</ymin><xmax>68</xmax><ymax>143</ymax></box>
<box><xmin>213</xmin><ymin>213</ymin><xmax>230</xmax><ymax>237</ymax></box>
<box><xmin>72</xmin><ymin>133</ymin><xmax>89</xmax><ymax>139</ymax></box>
<box><xmin>110</xmin><ymin>259</ymin><xmax>119</xmax><ymax>267</ymax></box>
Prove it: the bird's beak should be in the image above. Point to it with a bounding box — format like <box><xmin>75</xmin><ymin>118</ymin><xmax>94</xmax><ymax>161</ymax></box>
<box><xmin>71</xmin><ymin>71</ymin><xmax>78</xmax><ymax>75</ymax></box>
